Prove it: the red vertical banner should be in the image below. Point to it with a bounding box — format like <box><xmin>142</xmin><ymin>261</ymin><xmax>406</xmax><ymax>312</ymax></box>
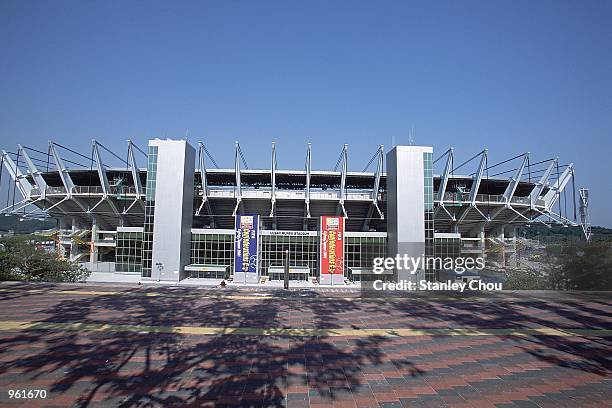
<box><xmin>320</xmin><ymin>216</ymin><xmax>344</xmax><ymax>284</ymax></box>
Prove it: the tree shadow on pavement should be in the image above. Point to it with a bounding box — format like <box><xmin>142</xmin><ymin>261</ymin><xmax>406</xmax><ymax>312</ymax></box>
<box><xmin>386</xmin><ymin>291</ymin><xmax>612</xmax><ymax>377</ymax></box>
<box><xmin>0</xmin><ymin>285</ymin><xmax>424</xmax><ymax>407</ymax></box>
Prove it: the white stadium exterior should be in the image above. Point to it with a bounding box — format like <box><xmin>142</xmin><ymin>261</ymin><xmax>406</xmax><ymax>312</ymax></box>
<box><xmin>0</xmin><ymin>139</ymin><xmax>579</xmax><ymax>284</ymax></box>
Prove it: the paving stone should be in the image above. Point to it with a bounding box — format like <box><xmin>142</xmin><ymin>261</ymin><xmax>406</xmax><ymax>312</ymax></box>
<box><xmin>0</xmin><ymin>283</ymin><xmax>610</xmax><ymax>407</ymax></box>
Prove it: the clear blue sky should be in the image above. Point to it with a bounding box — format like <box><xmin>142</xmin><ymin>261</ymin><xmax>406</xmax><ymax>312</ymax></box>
<box><xmin>1</xmin><ymin>1</ymin><xmax>610</xmax><ymax>226</ymax></box>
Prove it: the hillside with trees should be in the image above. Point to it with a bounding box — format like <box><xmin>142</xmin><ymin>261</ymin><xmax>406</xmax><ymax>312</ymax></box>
<box><xmin>519</xmin><ymin>224</ymin><xmax>612</xmax><ymax>243</ymax></box>
<box><xmin>0</xmin><ymin>215</ymin><xmax>56</xmax><ymax>235</ymax></box>
<box><xmin>501</xmin><ymin>224</ymin><xmax>612</xmax><ymax>290</ymax></box>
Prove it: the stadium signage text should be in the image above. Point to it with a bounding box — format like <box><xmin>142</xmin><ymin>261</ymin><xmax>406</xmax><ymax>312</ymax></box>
<box><xmin>262</xmin><ymin>230</ymin><xmax>317</xmax><ymax>236</ymax></box>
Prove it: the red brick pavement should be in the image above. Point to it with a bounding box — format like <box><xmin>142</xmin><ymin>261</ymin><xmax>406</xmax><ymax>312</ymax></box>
<box><xmin>0</xmin><ymin>283</ymin><xmax>610</xmax><ymax>407</ymax></box>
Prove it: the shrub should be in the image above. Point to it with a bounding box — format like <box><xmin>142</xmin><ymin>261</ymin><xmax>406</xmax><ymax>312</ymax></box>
<box><xmin>503</xmin><ymin>268</ymin><xmax>548</xmax><ymax>290</ymax></box>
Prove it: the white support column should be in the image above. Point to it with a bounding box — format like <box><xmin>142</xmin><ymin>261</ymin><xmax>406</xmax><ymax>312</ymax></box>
<box><xmin>470</xmin><ymin>150</ymin><xmax>488</xmax><ymax>205</ymax></box>
<box><xmin>455</xmin><ymin>208</ymin><xmax>473</xmax><ymax>225</ymax></box>
<box><xmin>502</xmin><ymin>153</ymin><xmax>529</xmax><ymax>202</ymax></box>
<box><xmin>476</xmin><ymin>224</ymin><xmax>485</xmax><ymax>259</ymax></box>
<box><xmin>2</xmin><ymin>198</ymin><xmax>41</xmax><ymax>214</ymax></box>
<box><xmin>456</xmin><ymin>150</ymin><xmax>488</xmax><ymax>225</ymax></box>
<box><xmin>362</xmin><ymin>145</ymin><xmax>384</xmax><ymax>231</ymax></box>
<box><xmin>532</xmin><ymin>207</ymin><xmax>575</xmax><ymax>225</ymax></box>
<box><xmin>507</xmin><ymin>226</ymin><xmax>517</xmax><ymax>267</ymax></box>
<box><xmin>195</xmin><ymin>141</ymin><xmax>214</xmax><ymax>227</ymax></box>
<box><xmin>92</xmin><ymin>140</ymin><xmax>123</xmax><ymax>222</ymax></box>
<box><xmin>507</xmin><ymin>158</ymin><xmax>557</xmax><ymax>225</ymax></box>
<box><xmin>495</xmin><ymin>226</ymin><xmax>506</xmax><ymax>267</ymax></box>
<box><xmin>529</xmin><ymin>158</ymin><xmax>557</xmax><ymax>207</ymax></box>
<box><xmin>372</xmin><ymin>144</ymin><xmax>384</xmax><ymax>220</ymax></box>
<box><xmin>69</xmin><ymin>216</ymin><xmax>79</xmax><ymax>262</ymax></box>
<box><xmin>89</xmin><ymin>217</ymin><xmax>98</xmax><ymax>269</ymax></box>
<box><xmin>372</xmin><ymin>145</ymin><xmax>384</xmax><ymax>202</ymax></box>
<box><xmin>48</xmin><ymin>142</ymin><xmax>89</xmax><ymax>215</ymax></box>
<box><xmin>1</xmin><ymin>150</ymin><xmax>33</xmax><ymax>200</ymax></box>
<box><xmin>18</xmin><ymin>145</ymin><xmax>47</xmax><ymax>198</ymax></box>
<box><xmin>92</xmin><ymin>141</ymin><xmax>110</xmax><ymax>195</ymax></box>
<box><xmin>340</xmin><ymin>144</ymin><xmax>347</xmax><ymax>203</ymax></box>
<box><xmin>127</xmin><ymin>140</ymin><xmax>143</xmax><ymax>197</ymax></box>
<box><xmin>303</xmin><ymin>143</ymin><xmax>311</xmax><ymax>230</ymax></box>
<box><xmin>579</xmin><ymin>188</ymin><xmax>592</xmax><ymax>241</ymax></box>
<box><xmin>386</xmin><ymin>146</ymin><xmax>432</xmax><ymax>283</ymax></box>
<box><xmin>337</xmin><ymin>144</ymin><xmax>348</xmax><ymax>218</ymax></box>
<box><xmin>436</xmin><ymin>148</ymin><xmax>453</xmax><ymax>202</ymax></box>
<box><xmin>123</xmin><ymin>140</ymin><xmax>145</xmax><ymax>215</ymax></box>
<box><xmin>57</xmin><ymin>218</ymin><xmax>68</xmax><ymax>258</ymax></box>
<box><xmin>434</xmin><ymin>147</ymin><xmax>453</xmax><ymax>218</ymax></box>
<box><xmin>232</xmin><ymin>141</ymin><xmax>242</xmax><ymax>216</ymax></box>
<box><xmin>507</xmin><ymin>206</ymin><xmax>531</xmax><ymax>222</ymax></box>
<box><xmin>147</xmin><ymin>139</ymin><xmax>195</xmax><ymax>281</ymax></box>
<box><xmin>49</xmin><ymin>142</ymin><xmax>75</xmax><ymax>194</ymax></box>
<box><xmin>270</xmin><ymin>142</ymin><xmax>277</xmax><ymax>218</ymax></box>
<box><xmin>542</xmin><ymin>164</ymin><xmax>574</xmax><ymax>211</ymax></box>
<box><xmin>489</xmin><ymin>152</ymin><xmax>529</xmax><ymax>222</ymax></box>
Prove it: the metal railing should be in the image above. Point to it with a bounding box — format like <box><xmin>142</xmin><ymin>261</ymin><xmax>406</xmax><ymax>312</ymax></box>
<box><xmin>30</xmin><ymin>185</ymin><xmax>543</xmax><ymax>207</ymax></box>
<box><xmin>205</xmin><ymin>188</ymin><xmax>372</xmax><ymax>201</ymax></box>
<box><xmin>31</xmin><ymin>186</ymin><xmax>141</xmax><ymax>196</ymax></box>
<box><xmin>437</xmin><ymin>192</ymin><xmax>544</xmax><ymax>207</ymax></box>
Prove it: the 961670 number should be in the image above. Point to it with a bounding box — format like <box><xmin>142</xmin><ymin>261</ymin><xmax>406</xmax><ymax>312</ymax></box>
<box><xmin>8</xmin><ymin>389</ymin><xmax>47</xmax><ymax>399</ymax></box>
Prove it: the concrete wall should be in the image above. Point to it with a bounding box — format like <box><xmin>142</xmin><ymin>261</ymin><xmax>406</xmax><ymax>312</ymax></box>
<box><xmin>149</xmin><ymin>140</ymin><xmax>195</xmax><ymax>281</ymax></box>
<box><xmin>386</xmin><ymin>146</ymin><xmax>432</xmax><ymax>282</ymax></box>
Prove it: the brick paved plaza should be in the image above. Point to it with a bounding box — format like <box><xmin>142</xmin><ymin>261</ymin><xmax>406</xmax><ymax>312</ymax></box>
<box><xmin>0</xmin><ymin>283</ymin><xmax>610</xmax><ymax>407</ymax></box>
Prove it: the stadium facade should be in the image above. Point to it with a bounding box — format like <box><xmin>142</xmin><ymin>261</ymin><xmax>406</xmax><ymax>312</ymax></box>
<box><xmin>0</xmin><ymin>139</ymin><xmax>578</xmax><ymax>284</ymax></box>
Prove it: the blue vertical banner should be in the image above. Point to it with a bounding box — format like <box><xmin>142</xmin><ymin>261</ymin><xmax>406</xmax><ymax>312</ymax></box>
<box><xmin>234</xmin><ymin>214</ymin><xmax>259</xmax><ymax>278</ymax></box>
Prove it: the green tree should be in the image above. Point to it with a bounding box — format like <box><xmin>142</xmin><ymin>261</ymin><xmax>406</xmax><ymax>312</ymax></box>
<box><xmin>0</xmin><ymin>235</ymin><xmax>90</xmax><ymax>282</ymax></box>
<box><xmin>545</xmin><ymin>241</ymin><xmax>612</xmax><ymax>290</ymax></box>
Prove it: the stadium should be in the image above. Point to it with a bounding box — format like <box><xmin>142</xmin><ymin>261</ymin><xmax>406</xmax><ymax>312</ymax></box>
<box><xmin>0</xmin><ymin>139</ymin><xmax>580</xmax><ymax>284</ymax></box>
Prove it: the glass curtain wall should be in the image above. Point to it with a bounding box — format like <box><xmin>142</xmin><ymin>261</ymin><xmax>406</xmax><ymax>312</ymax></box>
<box><xmin>260</xmin><ymin>234</ymin><xmax>318</xmax><ymax>279</ymax></box>
<box><xmin>423</xmin><ymin>151</ymin><xmax>436</xmax><ymax>281</ymax></box>
<box><xmin>141</xmin><ymin>145</ymin><xmax>158</xmax><ymax>278</ymax></box>
<box><xmin>189</xmin><ymin>232</ymin><xmax>234</xmax><ymax>278</ymax></box>
<box><xmin>434</xmin><ymin>237</ymin><xmax>461</xmax><ymax>263</ymax></box>
<box><xmin>116</xmin><ymin>231</ymin><xmax>143</xmax><ymax>273</ymax></box>
<box><xmin>186</xmin><ymin>231</ymin><xmax>388</xmax><ymax>281</ymax></box>
<box><xmin>345</xmin><ymin>236</ymin><xmax>387</xmax><ymax>281</ymax></box>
